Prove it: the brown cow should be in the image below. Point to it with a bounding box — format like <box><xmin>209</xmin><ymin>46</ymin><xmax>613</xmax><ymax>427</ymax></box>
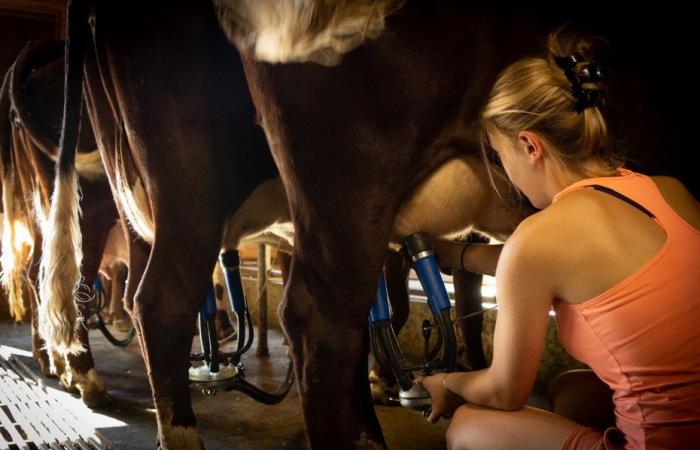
<box><xmin>42</xmin><ymin>2</ymin><xmax>288</xmax><ymax>448</ymax></box>
<box><xmin>216</xmin><ymin>1</ymin><xmax>696</xmax><ymax>448</ymax></box>
<box><xmin>41</xmin><ymin>1</ymin><xmax>533</xmax><ymax>448</ymax></box>
<box><xmin>51</xmin><ymin>1</ymin><xmax>698</xmax><ymax>448</ymax></box>
<box><xmin>0</xmin><ymin>39</ymin><xmax>119</xmax><ymax>406</ymax></box>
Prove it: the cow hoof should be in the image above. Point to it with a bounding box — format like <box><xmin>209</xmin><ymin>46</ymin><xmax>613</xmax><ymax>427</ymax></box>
<box><xmin>59</xmin><ymin>373</ymin><xmax>80</xmax><ymax>394</ymax></box>
<box><xmin>72</xmin><ymin>368</ymin><xmax>115</xmax><ymax>408</ymax></box>
<box><xmin>156</xmin><ymin>426</ymin><xmax>204</xmax><ymax>449</ymax></box>
<box><xmin>81</xmin><ymin>386</ymin><xmax>116</xmax><ymax>408</ymax></box>
<box><xmin>369</xmin><ymin>369</ymin><xmax>399</xmax><ymax>406</ymax></box>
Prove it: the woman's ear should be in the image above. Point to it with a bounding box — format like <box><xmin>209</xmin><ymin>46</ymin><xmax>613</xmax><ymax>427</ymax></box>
<box><xmin>517</xmin><ymin>131</ymin><xmax>545</xmax><ymax>163</ymax></box>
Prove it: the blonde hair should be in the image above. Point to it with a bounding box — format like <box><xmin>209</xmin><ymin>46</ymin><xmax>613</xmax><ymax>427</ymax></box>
<box><xmin>479</xmin><ymin>26</ymin><xmax>624</xmax><ymax>189</ymax></box>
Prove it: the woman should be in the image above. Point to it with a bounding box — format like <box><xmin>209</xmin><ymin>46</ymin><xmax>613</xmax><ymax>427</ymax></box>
<box><xmin>418</xmin><ymin>28</ymin><xmax>700</xmax><ymax>449</ymax></box>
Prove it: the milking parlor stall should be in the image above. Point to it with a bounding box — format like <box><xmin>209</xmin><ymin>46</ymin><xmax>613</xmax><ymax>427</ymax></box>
<box><xmin>0</xmin><ymin>1</ymin><xmax>697</xmax><ymax>449</ymax></box>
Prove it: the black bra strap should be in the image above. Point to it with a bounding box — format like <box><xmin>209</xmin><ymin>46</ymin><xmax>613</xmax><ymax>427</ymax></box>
<box><xmin>587</xmin><ymin>184</ymin><xmax>656</xmax><ymax>219</ymax></box>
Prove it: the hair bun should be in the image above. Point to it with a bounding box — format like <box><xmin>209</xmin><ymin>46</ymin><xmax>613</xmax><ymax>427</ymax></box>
<box><xmin>549</xmin><ymin>27</ymin><xmax>610</xmax><ymax>112</ymax></box>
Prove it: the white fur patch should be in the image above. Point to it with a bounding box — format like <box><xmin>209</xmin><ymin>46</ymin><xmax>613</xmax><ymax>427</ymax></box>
<box><xmin>214</xmin><ymin>0</ymin><xmax>405</xmax><ymax>65</ymax></box>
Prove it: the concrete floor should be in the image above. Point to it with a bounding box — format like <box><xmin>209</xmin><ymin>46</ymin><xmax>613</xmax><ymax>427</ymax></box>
<box><xmin>0</xmin><ymin>322</ymin><xmax>449</xmax><ymax>449</ymax></box>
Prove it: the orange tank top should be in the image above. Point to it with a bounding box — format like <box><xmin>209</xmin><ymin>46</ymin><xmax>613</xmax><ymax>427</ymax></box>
<box><xmin>552</xmin><ymin>169</ymin><xmax>700</xmax><ymax>450</ymax></box>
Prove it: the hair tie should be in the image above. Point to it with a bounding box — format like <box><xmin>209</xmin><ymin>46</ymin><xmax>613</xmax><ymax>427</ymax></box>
<box><xmin>554</xmin><ymin>55</ymin><xmax>609</xmax><ymax>112</ymax></box>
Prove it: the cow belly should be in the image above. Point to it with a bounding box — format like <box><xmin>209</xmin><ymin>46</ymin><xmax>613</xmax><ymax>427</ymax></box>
<box><xmin>221</xmin><ymin>176</ymin><xmax>292</xmax><ymax>251</ymax></box>
<box><xmin>224</xmin><ymin>156</ymin><xmax>527</xmax><ymax>256</ymax></box>
<box><xmin>392</xmin><ymin>155</ymin><xmax>528</xmax><ymax>243</ymax></box>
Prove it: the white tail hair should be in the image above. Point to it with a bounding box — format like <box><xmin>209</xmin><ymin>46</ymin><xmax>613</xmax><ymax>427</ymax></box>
<box><xmin>38</xmin><ymin>169</ymin><xmax>85</xmax><ymax>354</ymax></box>
<box><xmin>0</xmin><ymin>170</ymin><xmax>34</xmax><ymax>320</ymax></box>
<box><xmin>37</xmin><ymin>0</ymin><xmax>91</xmax><ymax>356</ymax></box>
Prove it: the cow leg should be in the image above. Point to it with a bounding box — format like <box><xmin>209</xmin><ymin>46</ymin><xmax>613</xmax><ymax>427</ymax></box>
<box><xmin>277</xmin><ymin>251</ymin><xmax>291</xmax><ymax>283</ymax></box>
<box><xmin>369</xmin><ymin>249</ymin><xmax>410</xmax><ymax>405</ymax></box>
<box><xmin>27</xmin><ymin>261</ymin><xmax>80</xmax><ymax>392</ymax></box>
<box><xmin>25</xmin><ymin>215</ymin><xmax>107</xmax><ymax>407</ymax></box>
<box><xmin>385</xmin><ymin>251</ymin><xmax>410</xmax><ymax>339</ymax></box>
<box><xmin>132</xmin><ymin>220</ymin><xmax>222</xmax><ymax>450</ymax></box>
<box><xmin>119</xmin><ymin>225</ymin><xmax>152</xmax><ymax>374</ymax></box>
<box><xmin>22</xmin><ymin>233</ymin><xmax>46</xmax><ymax>375</ymax></box>
<box><xmin>121</xmin><ymin>227</ymin><xmax>149</xmax><ymax>316</ymax></box>
<box><xmin>61</xmin><ymin>305</ymin><xmax>112</xmax><ymax>407</ymax></box>
<box><xmin>61</xmin><ymin>192</ymin><xmax>115</xmax><ymax>408</ymax></box>
<box><xmin>28</xmin><ymin>286</ymin><xmax>54</xmax><ymax>377</ymax></box>
<box><xmin>453</xmin><ymin>268</ymin><xmax>487</xmax><ymax>370</ymax></box>
<box><xmin>212</xmin><ymin>265</ymin><xmax>234</xmax><ymax>341</ymax></box>
<box><xmin>279</xmin><ymin>229</ymin><xmax>390</xmax><ymax>449</ymax></box>
<box><xmin>29</xmin><ymin>296</ymin><xmax>68</xmax><ymax>385</ymax></box>
<box><xmin>107</xmin><ymin>261</ymin><xmax>131</xmax><ymax>332</ymax></box>
<box><xmin>24</xmin><ymin>235</ymin><xmax>60</xmax><ymax>378</ymax></box>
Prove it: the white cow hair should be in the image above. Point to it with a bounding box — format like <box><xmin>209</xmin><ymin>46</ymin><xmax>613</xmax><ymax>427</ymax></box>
<box><xmin>213</xmin><ymin>0</ymin><xmax>405</xmax><ymax>65</ymax></box>
<box><xmin>38</xmin><ymin>170</ymin><xmax>85</xmax><ymax>355</ymax></box>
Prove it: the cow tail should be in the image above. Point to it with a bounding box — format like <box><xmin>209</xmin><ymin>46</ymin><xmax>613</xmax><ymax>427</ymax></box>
<box><xmin>38</xmin><ymin>0</ymin><xmax>92</xmax><ymax>356</ymax></box>
<box><xmin>0</xmin><ymin>67</ymin><xmax>30</xmax><ymax>321</ymax></box>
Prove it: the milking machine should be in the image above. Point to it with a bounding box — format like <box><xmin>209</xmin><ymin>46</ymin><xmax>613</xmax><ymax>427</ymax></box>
<box><xmin>86</xmin><ymin>276</ymin><xmax>136</xmax><ymax>347</ymax></box>
<box><xmin>369</xmin><ymin>233</ymin><xmax>458</xmax><ymax>413</ymax></box>
<box><xmin>188</xmin><ymin>249</ymin><xmax>294</xmax><ymax>403</ymax></box>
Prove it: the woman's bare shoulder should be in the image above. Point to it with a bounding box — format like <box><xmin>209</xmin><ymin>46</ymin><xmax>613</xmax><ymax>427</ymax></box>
<box><xmin>515</xmin><ymin>191</ymin><xmax>602</xmax><ymax>239</ymax></box>
<box><xmin>505</xmin><ymin>191</ymin><xmax>607</xmax><ymax>269</ymax></box>
<box><xmin>505</xmin><ymin>204</ymin><xmax>579</xmax><ymax>259</ymax></box>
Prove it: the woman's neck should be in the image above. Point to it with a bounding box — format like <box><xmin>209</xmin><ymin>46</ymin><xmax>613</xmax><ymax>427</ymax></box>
<box><xmin>545</xmin><ymin>158</ymin><xmax>618</xmax><ymax>205</ymax></box>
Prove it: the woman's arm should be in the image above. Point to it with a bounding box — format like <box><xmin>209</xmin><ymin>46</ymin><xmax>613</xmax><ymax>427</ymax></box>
<box><xmin>432</xmin><ymin>239</ymin><xmax>503</xmax><ymax>277</ymax></box>
<box><xmin>419</xmin><ymin>228</ymin><xmax>555</xmax><ymax>422</ymax></box>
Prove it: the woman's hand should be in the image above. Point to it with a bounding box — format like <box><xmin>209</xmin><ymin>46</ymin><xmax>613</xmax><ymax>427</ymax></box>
<box><xmin>415</xmin><ymin>373</ymin><xmax>465</xmax><ymax>423</ymax></box>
